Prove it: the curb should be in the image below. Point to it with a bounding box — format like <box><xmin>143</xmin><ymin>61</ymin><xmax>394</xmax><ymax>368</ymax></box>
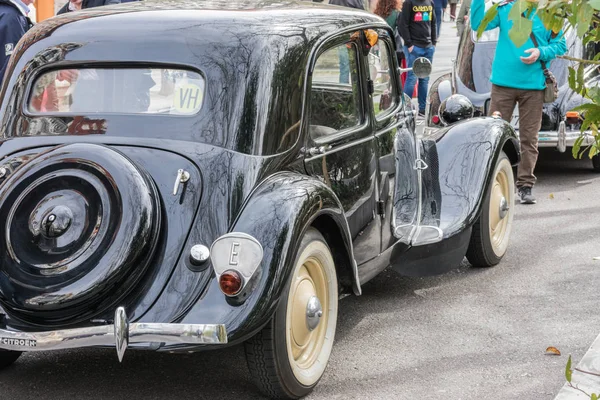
<box><xmin>555</xmin><ymin>333</ymin><xmax>600</xmax><ymax>399</ymax></box>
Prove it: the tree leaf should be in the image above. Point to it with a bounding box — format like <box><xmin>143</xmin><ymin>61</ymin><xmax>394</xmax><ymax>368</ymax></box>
<box><xmin>588</xmin><ymin>87</ymin><xmax>600</xmax><ymax>104</ymax></box>
<box><xmin>509</xmin><ymin>17</ymin><xmax>534</xmax><ymax>47</ymax></box>
<box><xmin>590</xmin><ymin>143</ymin><xmax>599</xmax><ymax>158</ymax></box>
<box><xmin>577</xmin><ymin>4</ymin><xmax>594</xmax><ymax>38</ymax></box>
<box><xmin>477</xmin><ymin>4</ymin><xmax>500</xmax><ymax>38</ymax></box>
<box><xmin>591</xmin><ymin>394</ymin><xmax>598</xmax><ymax>400</ymax></box>
<box><xmin>546</xmin><ymin>346</ymin><xmax>562</xmax><ymax>355</ymax></box>
<box><xmin>568</xmin><ymin>66</ymin><xmax>576</xmax><ymax>90</ymax></box>
<box><xmin>571</xmin><ymin>103</ymin><xmax>600</xmax><ymax>113</ymax></box>
<box><xmin>573</xmin><ymin>135</ymin><xmax>585</xmax><ymax>158</ymax></box>
<box><xmin>566</xmin><ymin>355</ymin><xmax>572</xmax><ymax>382</ymax></box>
<box><xmin>589</xmin><ymin>0</ymin><xmax>600</xmax><ymax>10</ymax></box>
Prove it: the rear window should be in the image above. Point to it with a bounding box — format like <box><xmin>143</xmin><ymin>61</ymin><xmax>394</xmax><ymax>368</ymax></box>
<box><xmin>28</xmin><ymin>68</ymin><xmax>205</xmax><ymax>116</ymax></box>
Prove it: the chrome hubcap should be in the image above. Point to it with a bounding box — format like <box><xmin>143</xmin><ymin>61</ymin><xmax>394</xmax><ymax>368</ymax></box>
<box><xmin>306</xmin><ymin>296</ymin><xmax>323</xmax><ymax>331</ymax></box>
<box><xmin>498</xmin><ymin>197</ymin><xmax>509</xmax><ymax>220</ymax></box>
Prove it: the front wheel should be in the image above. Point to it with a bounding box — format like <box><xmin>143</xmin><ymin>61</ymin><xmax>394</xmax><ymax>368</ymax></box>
<box><xmin>245</xmin><ymin>228</ymin><xmax>338</xmax><ymax>399</ymax></box>
<box><xmin>0</xmin><ymin>350</ymin><xmax>21</xmax><ymax>369</ymax></box>
<box><xmin>466</xmin><ymin>151</ymin><xmax>515</xmax><ymax>267</ymax></box>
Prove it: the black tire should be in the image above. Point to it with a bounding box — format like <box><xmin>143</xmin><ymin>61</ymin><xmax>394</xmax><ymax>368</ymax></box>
<box><xmin>592</xmin><ymin>154</ymin><xmax>600</xmax><ymax>172</ymax></box>
<box><xmin>245</xmin><ymin>228</ymin><xmax>338</xmax><ymax>399</ymax></box>
<box><xmin>466</xmin><ymin>151</ymin><xmax>515</xmax><ymax>267</ymax></box>
<box><xmin>0</xmin><ymin>350</ymin><xmax>21</xmax><ymax>370</ymax></box>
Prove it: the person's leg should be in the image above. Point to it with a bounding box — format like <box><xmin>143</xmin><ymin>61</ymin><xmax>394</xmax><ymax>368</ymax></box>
<box><xmin>516</xmin><ymin>89</ymin><xmax>544</xmax><ymax>189</ymax></box>
<box><xmin>417</xmin><ymin>46</ymin><xmax>435</xmax><ymax>112</ymax></box>
<box><xmin>403</xmin><ymin>46</ymin><xmax>418</xmax><ymax>98</ymax></box>
<box><xmin>489</xmin><ymin>84</ymin><xmax>518</xmax><ymax>123</ymax></box>
<box><xmin>435</xmin><ymin>8</ymin><xmax>443</xmax><ymax>38</ymax></box>
<box><xmin>338</xmin><ymin>46</ymin><xmax>350</xmax><ymax>84</ymax></box>
<box><xmin>450</xmin><ymin>3</ymin><xmax>457</xmax><ymax>19</ymax></box>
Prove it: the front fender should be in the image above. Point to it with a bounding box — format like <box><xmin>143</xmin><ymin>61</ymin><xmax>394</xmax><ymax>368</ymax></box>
<box><xmin>421</xmin><ymin>117</ymin><xmax>519</xmax><ymax>239</ymax></box>
<box><xmin>180</xmin><ymin>172</ymin><xmax>356</xmax><ymax>344</ymax></box>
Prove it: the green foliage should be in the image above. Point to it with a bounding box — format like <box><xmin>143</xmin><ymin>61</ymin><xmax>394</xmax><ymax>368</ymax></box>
<box><xmin>566</xmin><ymin>355</ymin><xmax>572</xmax><ymax>383</ymax></box>
<box><xmin>477</xmin><ymin>3</ymin><xmax>499</xmax><ymax>38</ymax></box>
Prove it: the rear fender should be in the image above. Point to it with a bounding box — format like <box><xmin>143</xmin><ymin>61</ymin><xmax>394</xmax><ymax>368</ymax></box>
<box><xmin>180</xmin><ymin>172</ymin><xmax>359</xmax><ymax>343</ymax></box>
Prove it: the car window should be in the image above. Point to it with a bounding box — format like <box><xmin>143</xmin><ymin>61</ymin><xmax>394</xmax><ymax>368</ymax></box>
<box><xmin>28</xmin><ymin>68</ymin><xmax>204</xmax><ymax>115</ymax></box>
<box><xmin>368</xmin><ymin>39</ymin><xmax>396</xmax><ymax>118</ymax></box>
<box><xmin>310</xmin><ymin>42</ymin><xmax>361</xmax><ymax>139</ymax></box>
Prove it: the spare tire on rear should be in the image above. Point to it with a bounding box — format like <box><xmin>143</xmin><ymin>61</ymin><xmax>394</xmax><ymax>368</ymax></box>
<box><xmin>0</xmin><ymin>143</ymin><xmax>161</xmax><ymax>326</ymax></box>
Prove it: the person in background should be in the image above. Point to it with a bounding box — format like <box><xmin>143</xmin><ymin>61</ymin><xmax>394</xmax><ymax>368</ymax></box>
<box><xmin>329</xmin><ymin>0</ymin><xmax>366</xmax><ymax>83</ymax></box>
<box><xmin>374</xmin><ymin>0</ymin><xmax>404</xmax><ymax>68</ymax></box>
<box><xmin>456</xmin><ymin>0</ymin><xmax>471</xmax><ymax>37</ymax></box>
<box><xmin>57</xmin><ymin>0</ymin><xmax>121</xmax><ymax>14</ymax></box>
<box><xmin>0</xmin><ymin>0</ymin><xmax>33</xmax><ymax>83</ymax></box>
<box><xmin>448</xmin><ymin>0</ymin><xmax>458</xmax><ymax>20</ymax></box>
<box><xmin>433</xmin><ymin>0</ymin><xmax>447</xmax><ymax>38</ymax></box>
<box><xmin>329</xmin><ymin>0</ymin><xmax>366</xmax><ymax>9</ymax></box>
<box><xmin>471</xmin><ymin>0</ymin><xmax>567</xmax><ymax>204</ymax></box>
<box><xmin>399</xmin><ymin>0</ymin><xmax>436</xmax><ymax>115</ymax></box>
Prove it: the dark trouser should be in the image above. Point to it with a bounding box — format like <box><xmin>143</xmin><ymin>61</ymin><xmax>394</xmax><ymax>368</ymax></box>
<box><xmin>449</xmin><ymin>3</ymin><xmax>457</xmax><ymax>18</ymax></box>
<box><xmin>490</xmin><ymin>84</ymin><xmax>544</xmax><ymax>188</ymax></box>
<box><xmin>434</xmin><ymin>8</ymin><xmax>443</xmax><ymax>38</ymax></box>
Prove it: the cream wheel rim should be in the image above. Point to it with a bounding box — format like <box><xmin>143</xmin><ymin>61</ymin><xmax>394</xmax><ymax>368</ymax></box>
<box><xmin>286</xmin><ymin>242</ymin><xmax>337</xmax><ymax>386</ymax></box>
<box><xmin>488</xmin><ymin>158</ymin><xmax>514</xmax><ymax>257</ymax></box>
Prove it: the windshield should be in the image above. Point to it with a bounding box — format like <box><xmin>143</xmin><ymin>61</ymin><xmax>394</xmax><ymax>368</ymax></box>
<box><xmin>28</xmin><ymin>68</ymin><xmax>205</xmax><ymax>115</ymax></box>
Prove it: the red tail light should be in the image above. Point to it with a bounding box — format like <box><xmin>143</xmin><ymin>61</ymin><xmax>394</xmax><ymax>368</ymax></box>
<box><xmin>219</xmin><ymin>270</ymin><xmax>243</xmax><ymax>296</ymax></box>
<box><xmin>432</xmin><ymin>115</ymin><xmax>440</xmax><ymax>125</ymax></box>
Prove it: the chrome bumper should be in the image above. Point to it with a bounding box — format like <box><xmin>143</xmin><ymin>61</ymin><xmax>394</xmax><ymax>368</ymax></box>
<box><xmin>537</xmin><ymin>122</ymin><xmax>594</xmax><ymax>151</ymax></box>
<box><xmin>0</xmin><ymin>307</ymin><xmax>227</xmax><ymax>361</ymax></box>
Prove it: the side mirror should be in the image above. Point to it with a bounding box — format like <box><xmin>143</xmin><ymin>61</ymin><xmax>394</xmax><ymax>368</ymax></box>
<box><xmin>399</xmin><ymin>57</ymin><xmax>432</xmax><ymax>79</ymax></box>
<box><xmin>439</xmin><ymin>94</ymin><xmax>474</xmax><ymax>126</ymax></box>
<box><xmin>412</xmin><ymin>57</ymin><xmax>432</xmax><ymax>78</ymax></box>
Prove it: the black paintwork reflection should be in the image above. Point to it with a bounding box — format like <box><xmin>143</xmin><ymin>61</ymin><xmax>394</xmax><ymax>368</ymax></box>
<box><xmin>423</xmin><ymin>118</ymin><xmax>517</xmax><ymax>238</ymax></box>
<box><xmin>180</xmin><ymin>173</ymin><xmax>356</xmax><ymax>342</ymax></box>
<box><xmin>0</xmin><ymin>144</ymin><xmax>161</xmax><ymax>326</ymax></box>
<box><xmin>0</xmin><ymin>0</ymin><xmax>378</xmax><ymax>156</ymax></box>
<box><xmin>439</xmin><ymin>94</ymin><xmax>475</xmax><ymax>125</ymax></box>
<box><xmin>0</xmin><ymin>0</ymin><xmax>521</xmax><ymax>346</ymax></box>
<box><xmin>305</xmin><ymin>143</ymin><xmax>379</xmax><ymax>265</ymax></box>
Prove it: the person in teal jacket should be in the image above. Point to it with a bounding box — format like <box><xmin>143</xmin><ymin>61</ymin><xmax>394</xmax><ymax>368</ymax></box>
<box><xmin>471</xmin><ymin>0</ymin><xmax>566</xmax><ymax>204</ymax></box>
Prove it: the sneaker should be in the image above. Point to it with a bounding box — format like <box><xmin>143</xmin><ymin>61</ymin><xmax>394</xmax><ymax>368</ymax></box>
<box><xmin>418</xmin><ymin>110</ymin><xmax>426</xmax><ymax>117</ymax></box>
<box><xmin>518</xmin><ymin>186</ymin><xmax>536</xmax><ymax>204</ymax></box>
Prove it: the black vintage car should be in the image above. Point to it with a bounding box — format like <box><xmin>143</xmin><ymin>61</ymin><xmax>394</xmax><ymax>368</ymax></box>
<box><xmin>0</xmin><ymin>0</ymin><xmax>519</xmax><ymax>398</ymax></box>
<box><xmin>426</xmin><ymin>18</ymin><xmax>600</xmax><ymax>170</ymax></box>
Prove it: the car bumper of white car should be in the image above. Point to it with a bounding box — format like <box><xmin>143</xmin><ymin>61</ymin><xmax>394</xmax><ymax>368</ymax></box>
<box><xmin>0</xmin><ymin>307</ymin><xmax>228</xmax><ymax>361</ymax></box>
<box><xmin>538</xmin><ymin>123</ymin><xmax>595</xmax><ymax>152</ymax></box>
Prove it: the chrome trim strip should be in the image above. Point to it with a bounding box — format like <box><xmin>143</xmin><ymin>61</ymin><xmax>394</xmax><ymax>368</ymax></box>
<box><xmin>0</xmin><ymin>308</ymin><xmax>227</xmax><ymax>359</ymax></box>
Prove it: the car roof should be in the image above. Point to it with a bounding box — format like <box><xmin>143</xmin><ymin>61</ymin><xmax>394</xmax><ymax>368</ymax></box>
<box><xmin>41</xmin><ymin>0</ymin><xmax>383</xmax><ymax>35</ymax></box>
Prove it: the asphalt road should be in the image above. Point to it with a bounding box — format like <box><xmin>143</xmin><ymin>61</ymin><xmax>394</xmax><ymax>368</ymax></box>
<box><xmin>3</xmin><ymin>20</ymin><xmax>600</xmax><ymax>400</ymax></box>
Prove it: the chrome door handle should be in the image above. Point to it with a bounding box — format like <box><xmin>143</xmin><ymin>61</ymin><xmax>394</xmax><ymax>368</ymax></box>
<box><xmin>308</xmin><ymin>145</ymin><xmax>332</xmax><ymax>156</ymax></box>
<box><xmin>173</xmin><ymin>168</ymin><xmax>191</xmax><ymax>196</ymax></box>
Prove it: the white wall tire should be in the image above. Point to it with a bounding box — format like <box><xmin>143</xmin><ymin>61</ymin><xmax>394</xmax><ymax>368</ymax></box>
<box><xmin>245</xmin><ymin>228</ymin><xmax>338</xmax><ymax>399</ymax></box>
<box><xmin>466</xmin><ymin>151</ymin><xmax>515</xmax><ymax>267</ymax></box>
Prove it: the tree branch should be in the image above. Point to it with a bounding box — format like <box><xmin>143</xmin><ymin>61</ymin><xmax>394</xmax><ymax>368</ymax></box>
<box><xmin>558</xmin><ymin>55</ymin><xmax>600</xmax><ymax>65</ymax></box>
<box><xmin>575</xmin><ymin>367</ymin><xmax>600</xmax><ymax>378</ymax></box>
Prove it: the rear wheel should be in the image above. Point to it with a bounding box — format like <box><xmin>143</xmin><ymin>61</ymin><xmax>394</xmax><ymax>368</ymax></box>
<box><xmin>0</xmin><ymin>350</ymin><xmax>21</xmax><ymax>370</ymax></box>
<box><xmin>592</xmin><ymin>154</ymin><xmax>600</xmax><ymax>172</ymax></box>
<box><xmin>245</xmin><ymin>228</ymin><xmax>338</xmax><ymax>399</ymax></box>
<box><xmin>466</xmin><ymin>151</ymin><xmax>515</xmax><ymax>267</ymax></box>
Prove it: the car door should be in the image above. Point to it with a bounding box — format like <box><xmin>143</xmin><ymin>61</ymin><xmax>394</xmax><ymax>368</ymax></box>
<box><xmin>368</xmin><ymin>32</ymin><xmax>419</xmax><ymax>253</ymax></box>
<box><xmin>303</xmin><ymin>31</ymin><xmax>381</xmax><ymax>266</ymax></box>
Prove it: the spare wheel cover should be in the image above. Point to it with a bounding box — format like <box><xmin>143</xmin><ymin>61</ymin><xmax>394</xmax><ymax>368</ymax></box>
<box><xmin>0</xmin><ymin>143</ymin><xmax>161</xmax><ymax>321</ymax></box>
